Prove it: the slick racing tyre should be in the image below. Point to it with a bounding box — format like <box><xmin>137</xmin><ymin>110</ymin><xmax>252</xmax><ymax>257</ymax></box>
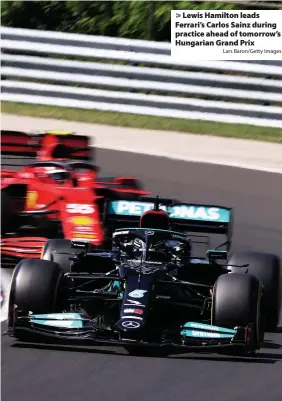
<box><xmin>41</xmin><ymin>239</ymin><xmax>77</xmax><ymax>273</ymax></box>
<box><xmin>228</xmin><ymin>252</ymin><xmax>281</xmax><ymax>331</ymax></box>
<box><xmin>8</xmin><ymin>259</ymin><xmax>63</xmax><ymax>341</ymax></box>
<box><xmin>212</xmin><ymin>273</ymin><xmax>263</xmax><ymax>353</ymax></box>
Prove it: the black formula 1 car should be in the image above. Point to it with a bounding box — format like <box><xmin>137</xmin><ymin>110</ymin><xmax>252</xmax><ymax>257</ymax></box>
<box><xmin>7</xmin><ymin>197</ymin><xmax>281</xmax><ymax>356</ymax></box>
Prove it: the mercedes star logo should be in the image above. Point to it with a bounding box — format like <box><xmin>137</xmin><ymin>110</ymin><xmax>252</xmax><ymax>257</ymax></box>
<box><xmin>121</xmin><ymin>320</ymin><xmax>140</xmax><ymax>329</ymax></box>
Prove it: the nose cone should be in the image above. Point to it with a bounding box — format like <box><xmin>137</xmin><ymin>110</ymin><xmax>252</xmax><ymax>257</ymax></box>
<box><xmin>117</xmin><ymin>276</ymin><xmax>154</xmax><ymax>338</ymax></box>
<box><xmin>116</xmin><ymin>318</ymin><xmax>145</xmax><ymax>333</ymax></box>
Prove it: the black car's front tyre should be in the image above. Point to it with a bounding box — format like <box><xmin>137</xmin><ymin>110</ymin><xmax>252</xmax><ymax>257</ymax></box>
<box><xmin>212</xmin><ymin>273</ymin><xmax>263</xmax><ymax>354</ymax></box>
<box><xmin>228</xmin><ymin>252</ymin><xmax>281</xmax><ymax>331</ymax></box>
<box><xmin>8</xmin><ymin>258</ymin><xmax>64</xmax><ymax>340</ymax></box>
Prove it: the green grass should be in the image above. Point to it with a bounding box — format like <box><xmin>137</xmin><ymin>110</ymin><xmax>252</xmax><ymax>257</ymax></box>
<box><xmin>2</xmin><ymin>102</ymin><xmax>282</xmax><ymax>143</ymax></box>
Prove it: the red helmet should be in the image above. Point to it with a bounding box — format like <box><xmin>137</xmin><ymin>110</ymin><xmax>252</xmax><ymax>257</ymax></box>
<box><xmin>140</xmin><ymin>210</ymin><xmax>170</xmax><ymax>231</ymax></box>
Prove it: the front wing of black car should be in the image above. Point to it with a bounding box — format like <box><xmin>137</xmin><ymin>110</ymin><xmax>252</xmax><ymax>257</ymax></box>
<box><xmin>7</xmin><ymin>310</ymin><xmax>259</xmax><ymax>355</ymax></box>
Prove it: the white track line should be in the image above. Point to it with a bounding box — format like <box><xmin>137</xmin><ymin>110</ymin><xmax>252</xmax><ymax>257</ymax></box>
<box><xmin>1</xmin><ymin>270</ymin><xmax>12</xmax><ymax>323</ymax></box>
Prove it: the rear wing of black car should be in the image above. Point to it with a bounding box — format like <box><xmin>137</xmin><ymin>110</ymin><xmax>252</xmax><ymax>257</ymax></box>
<box><xmin>104</xmin><ymin>198</ymin><xmax>233</xmax><ymax>242</ymax></box>
<box><xmin>1</xmin><ymin>130</ymin><xmax>93</xmax><ymax>161</ymax></box>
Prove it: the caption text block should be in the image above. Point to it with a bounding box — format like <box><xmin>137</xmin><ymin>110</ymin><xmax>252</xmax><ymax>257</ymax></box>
<box><xmin>171</xmin><ymin>10</ymin><xmax>282</xmax><ymax>60</ymax></box>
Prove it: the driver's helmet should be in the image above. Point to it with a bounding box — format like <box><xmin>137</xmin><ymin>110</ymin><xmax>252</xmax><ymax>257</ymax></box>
<box><xmin>139</xmin><ymin>210</ymin><xmax>171</xmax><ymax>262</ymax></box>
<box><xmin>46</xmin><ymin>168</ymin><xmax>69</xmax><ymax>184</ymax></box>
<box><xmin>140</xmin><ymin>210</ymin><xmax>170</xmax><ymax>230</ymax></box>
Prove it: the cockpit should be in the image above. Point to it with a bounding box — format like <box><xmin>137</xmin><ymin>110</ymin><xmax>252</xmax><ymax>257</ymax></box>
<box><xmin>24</xmin><ymin>160</ymin><xmax>98</xmax><ymax>186</ymax></box>
<box><xmin>112</xmin><ymin>228</ymin><xmax>191</xmax><ymax>265</ymax></box>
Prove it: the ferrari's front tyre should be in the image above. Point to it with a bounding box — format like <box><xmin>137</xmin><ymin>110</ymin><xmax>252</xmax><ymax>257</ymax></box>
<box><xmin>212</xmin><ymin>273</ymin><xmax>263</xmax><ymax>352</ymax></box>
<box><xmin>8</xmin><ymin>259</ymin><xmax>63</xmax><ymax>340</ymax></box>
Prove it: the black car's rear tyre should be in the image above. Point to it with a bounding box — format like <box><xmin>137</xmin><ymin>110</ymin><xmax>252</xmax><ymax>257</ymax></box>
<box><xmin>41</xmin><ymin>239</ymin><xmax>76</xmax><ymax>273</ymax></box>
<box><xmin>228</xmin><ymin>252</ymin><xmax>281</xmax><ymax>331</ymax></box>
<box><xmin>212</xmin><ymin>273</ymin><xmax>263</xmax><ymax>352</ymax></box>
<box><xmin>8</xmin><ymin>259</ymin><xmax>63</xmax><ymax>340</ymax></box>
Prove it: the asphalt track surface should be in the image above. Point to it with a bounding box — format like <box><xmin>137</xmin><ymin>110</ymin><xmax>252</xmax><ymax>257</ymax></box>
<box><xmin>2</xmin><ymin>149</ymin><xmax>282</xmax><ymax>401</ymax></box>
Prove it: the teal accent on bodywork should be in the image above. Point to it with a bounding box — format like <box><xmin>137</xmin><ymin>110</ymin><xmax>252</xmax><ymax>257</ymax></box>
<box><xmin>30</xmin><ymin>313</ymin><xmax>83</xmax><ymax>328</ymax></box>
<box><xmin>108</xmin><ymin>280</ymin><xmax>123</xmax><ymax>297</ymax></box>
<box><xmin>181</xmin><ymin>329</ymin><xmax>234</xmax><ymax>339</ymax></box>
<box><xmin>183</xmin><ymin>322</ymin><xmax>236</xmax><ymax>334</ymax></box>
<box><xmin>108</xmin><ymin>201</ymin><xmax>231</xmax><ymax>223</ymax></box>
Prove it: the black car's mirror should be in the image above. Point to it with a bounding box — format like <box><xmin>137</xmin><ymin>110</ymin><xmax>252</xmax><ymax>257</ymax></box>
<box><xmin>71</xmin><ymin>240</ymin><xmax>90</xmax><ymax>252</ymax></box>
<box><xmin>207</xmin><ymin>250</ymin><xmax>228</xmax><ymax>262</ymax></box>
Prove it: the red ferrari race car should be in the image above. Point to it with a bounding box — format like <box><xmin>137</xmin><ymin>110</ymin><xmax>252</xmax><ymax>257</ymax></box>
<box><xmin>1</xmin><ymin>130</ymin><xmax>150</xmax><ymax>268</ymax></box>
